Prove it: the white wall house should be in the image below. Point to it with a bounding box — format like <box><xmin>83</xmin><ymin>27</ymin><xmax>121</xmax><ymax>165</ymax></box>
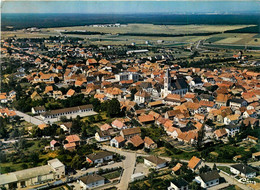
<box><xmin>86</xmin><ymin>151</ymin><xmax>113</xmax><ymax>164</ymax></box>
<box><xmin>144</xmin><ymin>155</ymin><xmax>167</xmax><ymax>169</ymax></box>
<box><xmin>230</xmin><ymin>164</ymin><xmax>257</xmax><ymax>178</ymax></box>
<box><xmin>79</xmin><ymin>175</ymin><xmax>105</xmax><ymax>189</ymax></box>
<box><xmin>95</xmin><ymin>131</ymin><xmax>111</xmax><ymax>142</ymax></box>
<box><xmin>195</xmin><ymin>170</ymin><xmax>220</xmax><ymax>188</ymax></box>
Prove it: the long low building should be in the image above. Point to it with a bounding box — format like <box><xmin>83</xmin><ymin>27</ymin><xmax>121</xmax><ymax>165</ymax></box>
<box><xmin>0</xmin><ymin>159</ymin><xmax>65</xmax><ymax>189</ymax></box>
<box><xmin>40</xmin><ymin>104</ymin><xmax>93</xmax><ymax>119</ymax></box>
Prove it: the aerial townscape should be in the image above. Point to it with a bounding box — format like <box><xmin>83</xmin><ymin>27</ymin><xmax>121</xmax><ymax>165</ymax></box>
<box><xmin>0</xmin><ymin>1</ymin><xmax>260</xmax><ymax>190</ymax></box>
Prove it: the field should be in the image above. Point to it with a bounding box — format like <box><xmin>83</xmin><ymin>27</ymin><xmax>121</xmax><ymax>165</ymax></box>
<box><xmin>2</xmin><ymin>24</ymin><xmax>260</xmax><ymax>48</ymax></box>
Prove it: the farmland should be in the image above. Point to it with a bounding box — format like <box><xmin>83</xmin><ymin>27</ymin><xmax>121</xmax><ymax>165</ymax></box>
<box><xmin>2</xmin><ymin>24</ymin><xmax>260</xmax><ymax>49</ymax></box>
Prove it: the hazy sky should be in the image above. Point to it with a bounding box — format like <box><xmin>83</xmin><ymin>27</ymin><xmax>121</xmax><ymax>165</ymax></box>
<box><xmin>2</xmin><ymin>1</ymin><xmax>260</xmax><ymax>14</ymax></box>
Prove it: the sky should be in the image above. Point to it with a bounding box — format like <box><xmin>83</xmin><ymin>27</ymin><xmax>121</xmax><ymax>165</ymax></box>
<box><xmin>2</xmin><ymin>1</ymin><xmax>260</xmax><ymax>14</ymax></box>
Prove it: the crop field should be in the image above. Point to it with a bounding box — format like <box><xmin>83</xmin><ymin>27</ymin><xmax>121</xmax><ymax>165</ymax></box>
<box><xmin>2</xmin><ymin>24</ymin><xmax>260</xmax><ymax>48</ymax></box>
<box><xmin>45</xmin><ymin>24</ymin><xmax>252</xmax><ymax>35</ymax></box>
<box><xmin>215</xmin><ymin>37</ymin><xmax>243</xmax><ymax>44</ymax></box>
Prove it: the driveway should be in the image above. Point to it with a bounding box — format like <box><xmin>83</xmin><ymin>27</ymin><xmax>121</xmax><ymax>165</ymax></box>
<box><xmin>219</xmin><ymin>171</ymin><xmax>251</xmax><ymax>190</ymax></box>
<box><xmin>15</xmin><ymin>111</ymin><xmax>44</xmax><ymax>125</ymax></box>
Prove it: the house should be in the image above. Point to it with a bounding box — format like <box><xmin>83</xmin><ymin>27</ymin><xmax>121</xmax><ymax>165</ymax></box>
<box><xmin>243</xmin><ymin>117</ymin><xmax>259</xmax><ymax>128</ymax></box>
<box><xmin>214</xmin><ymin>128</ymin><xmax>228</xmax><ymax>140</ymax></box>
<box><xmin>110</xmin><ymin>136</ymin><xmax>125</xmax><ymax>148</ymax></box>
<box><xmin>126</xmin><ymin>135</ymin><xmax>144</xmax><ymax>148</ymax></box>
<box><xmin>138</xmin><ymin>114</ymin><xmax>155</xmax><ymax>125</ymax></box>
<box><xmin>50</xmin><ymin>140</ymin><xmax>60</xmax><ymax>150</ymax></box>
<box><xmin>64</xmin><ymin>135</ymin><xmax>80</xmax><ymax>151</ymax></box>
<box><xmin>172</xmin><ymin>163</ymin><xmax>183</xmax><ymax>174</ymax></box>
<box><xmin>225</xmin><ymin>124</ymin><xmax>240</xmax><ymax>137</ymax></box>
<box><xmin>229</xmin><ymin>98</ymin><xmax>247</xmax><ymax>110</ymax></box>
<box><xmin>86</xmin><ymin>151</ymin><xmax>113</xmax><ymax>164</ymax></box>
<box><xmin>243</xmin><ymin>109</ymin><xmax>257</xmax><ymax>118</ymax></box>
<box><xmin>111</xmin><ymin>119</ymin><xmax>126</xmax><ymax>130</ymax></box>
<box><xmin>189</xmin><ymin>77</ymin><xmax>204</xmax><ymax>90</ymax></box>
<box><xmin>79</xmin><ymin>175</ymin><xmax>105</xmax><ymax>189</ymax></box>
<box><xmin>230</xmin><ymin>164</ymin><xmax>257</xmax><ymax>178</ymax></box>
<box><xmin>99</xmin><ymin>123</ymin><xmax>112</xmax><ymax>131</ymax></box>
<box><xmin>252</xmin><ymin>152</ymin><xmax>260</xmax><ymax>160</ymax></box>
<box><xmin>31</xmin><ymin>106</ymin><xmax>46</xmax><ymax>115</ymax></box>
<box><xmin>66</xmin><ymin>89</ymin><xmax>75</xmax><ymax>97</ymax></box>
<box><xmin>86</xmin><ymin>58</ymin><xmax>98</xmax><ymax>65</ymax></box>
<box><xmin>120</xmin><ymin>127</ymin><xmax>141</xmax><ymax>140</ymax></box>
<box><xmin>164</xmin><ymin>94</ymin><xmax>184</xmax><ymax>106</ymax></box>
<box><xmin>247</xmin><ymin>135</ymin><xmax>258</xmax><ymax>144</ymax></box>
<box><xmin>31</xmin><ymin>91</ymin><xmax>42</xmax><ymax>100</ymax></box>
<box><xmin>144</xmin><ymin>137</ymin><xmax>157</xmax><ymax>149</ymax></box>
<box><xmin>64</xmin><ymin>142</ymin><xmax>76</xmax><ymax>151</ymax></box>
<box><xmin>134</xmin><ymin>90</ymin><xmax>151</xmax><ymax>104</ymax></box>
<box><xmin>144</xmin><ymin>155</ymin><xmax>167</xmax><ymax>169</ymax></box>
<box><xmin>215</xmin><ymin>94</ymin><xmax>229</xmax><ymax>108</ymax></box>
<box><xmin>131</xmin><ymin>173</ymin><xmax>146</xmax><ymax>182</ymax></box>
<box><xmin>167</xmin><ymin>178</ymin><xmax>189</xmax><ymax>190</ymax></box>
<box><xmin>95</xmin><ymin>131</ymin><xmax>111</xmax><ymax>142</ymax></box>
<box><xmin>60</xmin><ymin>122</ymin><xmax>73</xmax><ymax>133</ymax></box>
<box><xmin>224</xmin><ymin>114</ymin><xmax>240</xmax><ymax>125</ymax></box>
<box><xmin>187</xmin><ymin>156</ymin><xmax>203</xmax><ymax>172</ymax></box>
<box><xmin>195</xmin><ymin>170</ymin><xmax>220</xmax><ymax>188</ymax></box>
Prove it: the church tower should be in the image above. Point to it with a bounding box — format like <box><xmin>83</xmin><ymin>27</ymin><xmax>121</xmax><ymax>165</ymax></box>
<box><xmin>163</xmin><ymin>69</ymin><xmax>171</xmax><ymax>97</ymax></box>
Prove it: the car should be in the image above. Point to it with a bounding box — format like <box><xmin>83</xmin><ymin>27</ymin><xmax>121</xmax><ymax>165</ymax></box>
<box><xmin>81</xmin><ymin>167</ymin><xmax>86</xmax><ymax>171</ymax></box>
<box><xmin>108</xmin><ymin>161</ymin><xmax>115</xmax><ymax>165</ymax></box>
<box><xmin>95</xmin><ymin>163</ymin><xmax>102</xmax><ymax>168</ymax></box>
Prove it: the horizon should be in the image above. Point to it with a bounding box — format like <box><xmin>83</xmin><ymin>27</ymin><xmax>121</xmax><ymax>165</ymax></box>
<box><xmin>2</xmin><ymin>1</ymin><xmax>260</xmax><ymax>14</ymax></box>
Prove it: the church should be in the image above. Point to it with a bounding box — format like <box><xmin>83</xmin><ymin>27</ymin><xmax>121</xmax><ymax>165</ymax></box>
<box><xmin>162</xmin><ymin>69</ymin><xmax>188</xmax><ymax>98</ymax></box>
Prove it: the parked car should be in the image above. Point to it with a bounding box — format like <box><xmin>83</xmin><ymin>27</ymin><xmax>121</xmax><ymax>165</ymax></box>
<box><xmin>108</xmin><ymin>161</ymin><xmax>115</xmax><ymax>165</ymax></box>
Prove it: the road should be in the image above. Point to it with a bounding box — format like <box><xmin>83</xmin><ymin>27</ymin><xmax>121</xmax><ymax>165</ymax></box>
<box><xmin>102</xmin><ymin>146</ymin><xmax>260</xmax><ymax>190</ymax></box>
<box><xmin>15</xmin><ymin>111</ymin><xmax>44</xmax><ymax>125</ymax></box>
<box><xmin>102</xmin><ymin>146</ymin><xmax>136</xmax><ymax>190</ymax></box>
<box><xmin>219</xmin><ymin>171</ymin><xmax>251</xmax><ymax>190</ymax></box>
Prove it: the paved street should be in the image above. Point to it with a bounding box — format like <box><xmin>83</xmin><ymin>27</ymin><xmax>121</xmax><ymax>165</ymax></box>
<box><xmin>219</xmin><ymin>171</ymin><xmax>251</xmax><ymax>190</ymax></box>
<box><xmin>15</xmin><ymin>111</ymin><xmax>44</xmax><ymax>125</ymax></box>
<box><xmin>102</xmin><ymin>146</ymin><xmax>136</xmax><ymax>190</ymax></box>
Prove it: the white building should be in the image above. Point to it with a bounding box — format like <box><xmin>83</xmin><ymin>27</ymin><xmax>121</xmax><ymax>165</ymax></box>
<box><xmin>230</xmin><ymin>164</ymin><xmax>257</xmax><ymax>178</ymax></box>
<box><xmin>95</xmin><ymin>131</ymin><xmax>111</xmax><ymax>142</ymax></box>
<box><xmin>144</xmin><ymin>155</ymin><xmax>167</xmax><ymax>169</ymax></box>
<box><xmin>110</xmin><ymin>136</ymin><xmax>125</xmax><ymax>148</ymax></box>
<box><xmin>86</xmin><ymin>151</ymin><xmax>113</xmax><ymax>164</ymax></box>
<box><xmin>195</xmin><ymin>170</ymin><xmax>220</xmax><ymax>188</ymax></box>
<box><xmin>0</xmin><ymin>159</ymin><xmax>65</xmax><ymax>189</ymax></box>
<box><xmin>79</xmin><ymin>175</ymin><xmax>105</xmax><ymax>189</ymax></box>
<box><xmin>134</xmin><ymin>91</ymin><xmax>151</xmax><ymax>104</ymax></box>
<box><xmin>167</xmin><ymin>178</ymin><xmax>189</xmax><ymax>190</ymax></box>
<box><xmin>115</xmin><ymin>72</ymin><xmax>139</xmax><ymax>82</ymax></box>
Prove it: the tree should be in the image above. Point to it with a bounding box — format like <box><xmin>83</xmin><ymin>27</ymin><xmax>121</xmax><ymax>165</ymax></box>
<box><xmin>30</xmin><ymin>152</ymin><xmax>40</xmax><ymax>166</ymax></box>
<box><xmin>70</xmin><ymin>154</ymin><xmax>83</xmax><ymax>169</ymax></box>
<box><xmin>0</xmin><ymin>118</ymin><xmax>8</xmax><ymax>138</ymax></box>
<box><xmin>190</xmin><ymin>181</ymin><xmax>201</xmax><ymax>190</ymax></box>
<box><xmin>196</xmin><ymin>126</ymin><xmax>205</xmax><ymax>150</ymax></box>
<box><xmin>107</xmin><ymin>98</ymin><xmax>121</xmax><ymax>117</ymax></box>
<box><xmin>213</xmin><ymin>163</ymin><xmax>217</xmax><ymax>171</ymax></box>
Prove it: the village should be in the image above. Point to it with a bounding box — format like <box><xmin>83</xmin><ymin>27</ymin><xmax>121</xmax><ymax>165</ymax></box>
<box><xmin>0</xmin><ymin>34</ymin><xmax>259</xmax><ymax>190</ymax></box>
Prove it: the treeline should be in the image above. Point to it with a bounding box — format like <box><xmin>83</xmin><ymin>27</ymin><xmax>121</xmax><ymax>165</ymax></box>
<box><xmin>224</xmin><ymin>25</ymin><xmax>260</xmax><ymax>33</ymax></box>
<box><xmin>62</xmin><ymin>31</ymin><xmax>105</xmax><ymax>35</ymax></box>
<box><xmin>119</xmin><ymin>32</ymin><xmax>221</xmax><ymax>37</ymax></box>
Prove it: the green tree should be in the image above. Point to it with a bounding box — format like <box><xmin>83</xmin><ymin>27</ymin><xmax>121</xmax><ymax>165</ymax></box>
<box><xmin>70</xmin><ymin>154</ymin><xmax>82</xmax><ymax>169</ymax></box>
<box><xmin>107</xmin><ymin>98</ymin><xmax>121</xmax><ymax>117</ymax></box>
